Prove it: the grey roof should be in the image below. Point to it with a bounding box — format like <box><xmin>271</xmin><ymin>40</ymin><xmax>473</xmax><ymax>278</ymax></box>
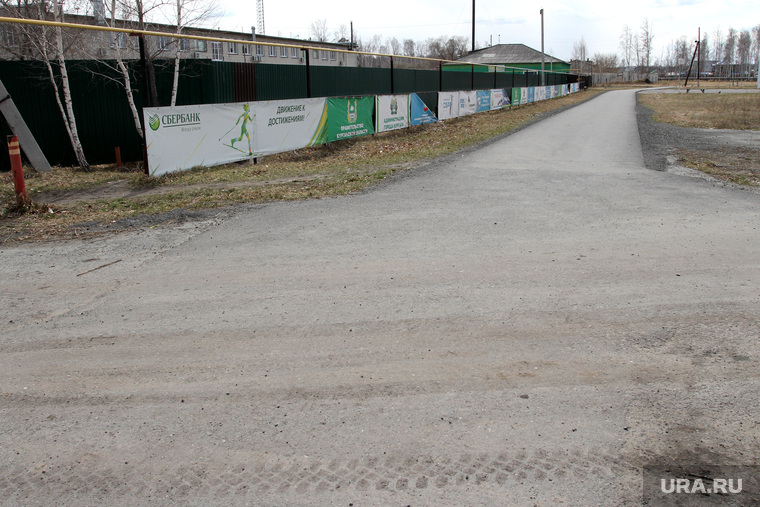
<box><xmin>456</xmin><ymin>44</ymin><xmax>566</xmax><ymax>65</ymax></box>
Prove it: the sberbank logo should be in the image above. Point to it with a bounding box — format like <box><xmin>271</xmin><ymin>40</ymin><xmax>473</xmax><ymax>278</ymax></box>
<box><xmin>149</xmin><ymin>114</ymin><xmax>160</xmax><ymax>131</ymax></box>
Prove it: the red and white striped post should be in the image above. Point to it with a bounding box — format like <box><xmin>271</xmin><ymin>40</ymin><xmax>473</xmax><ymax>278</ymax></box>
<box><xmin>6</xmin><ymin>135</ymin><xmax>28</xmax><ymax>204</ymax></box>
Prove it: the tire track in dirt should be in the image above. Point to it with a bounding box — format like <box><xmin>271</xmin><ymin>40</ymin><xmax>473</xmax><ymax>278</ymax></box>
<box><xmin>3</xmin><ymin>446</ymin><xmax>635</xmax><ymax>503</ymax></box>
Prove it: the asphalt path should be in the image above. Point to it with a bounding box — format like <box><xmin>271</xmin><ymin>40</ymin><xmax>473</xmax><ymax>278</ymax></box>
<box><xmin>1</xmin><ymin>90</ymin><xmax>759</xmax><ymax>506</ymax></box>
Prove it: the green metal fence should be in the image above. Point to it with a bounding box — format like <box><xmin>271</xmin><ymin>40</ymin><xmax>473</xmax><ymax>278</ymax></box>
<box><xmin>1</xmin><ymin>58</ymin><xmax>577</xmax><ymax>170</ymax></box>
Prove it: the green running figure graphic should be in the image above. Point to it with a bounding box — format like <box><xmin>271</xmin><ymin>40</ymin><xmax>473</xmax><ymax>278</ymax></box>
<box><xmin>230</xmin><ymin>104</ymin><xmax>253</xmax><ymax>156</ymax></box>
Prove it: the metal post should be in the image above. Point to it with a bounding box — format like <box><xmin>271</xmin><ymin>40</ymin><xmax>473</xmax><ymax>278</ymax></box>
<box><xmin>7</xmin><ymin>135</ymin><xmax>28</xmax><ymax>204</ymax></box>
<box><xmin>305</xmin><ymin>48</ymin><xmax>312</xmax><ymax>98</ymax></box>
<box><xmin>472</xmin><ymin>0</ymin><xmax>475</xmax><ymax>53</ymax></box>
<box><xmin>390</xmin><ymin>56</ymin><xmax>394</xmax><ymax>94</ymax></box>
<box><xmin>540</xmin><ymin>9</ymin><xmax>545</xmax><ymax>86</ymax></box>
<box><xmin>697</xmin><ymin>27</ymin><xmax>701</xmax><ymax>89</ymax></box>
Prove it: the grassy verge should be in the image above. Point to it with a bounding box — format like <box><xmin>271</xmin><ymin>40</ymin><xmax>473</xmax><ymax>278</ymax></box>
<box><xmin>638</xmin><ymin>91</ymin><xmax>760</xmax><ymax>187</ymax></box>
<box><xmin>2</xmin><ymin>89</ymin><xmax>603</xmax><ymax>243</ymax></box>
<box><xmin>638</xmin><ymin>91</ymin><xmax>760</xmax><ymax>130</ymax></box>
<box><xmin>675</xmin><ymin>148</ymin><xmax>760</xmax><ymax>187</ymax></box>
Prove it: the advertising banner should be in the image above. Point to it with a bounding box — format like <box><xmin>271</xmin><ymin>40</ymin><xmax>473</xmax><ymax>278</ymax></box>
<box><xmin>375</xmin><ymin>94</ymin><xmax>410</xmax><ymax>133</ymax></box>
<box><xmin>535</xmin><ymin>86</ymin><xmax>547</xmax><ymax>102</ymax></box>
<box><xmin>512</xmin><ymin>88</ymin><xmax>522</xmax><ymax>106</ymax></box>
<box><xmin>438</xmin><ymin>91</ymin><xmax>459</xmax><ymax>120</ymax></box>
<box><xmin>410</xmin><ymin>93</ymin><xmax>438</xmax><ymax>125</ymax></box>
<box><xmin>326</xmin><ymin>97</ymin><xmax>375</xmax><ymax>142</ymax></box>
<box><xmin>519</xmin><ymin>88</ymin><xmax>529</xmax><ymax>105</ymax></box>
<box><xmin>490</xmin><ymin>89</ymin><xmax>510</xmax><ymax>109</ymax></box>
<box><xmin>144</xmin><ymin>99</ymin><xmax>328</xmax><ymax>176</ymax></box>
<box><xmin>459</xmin><ymin>91</ymin><xmax>478</xmax><ymax>116</ymax></box>
<box><xmin>527</xmin><ymin>87</ymin><xmax>535</xmax><ymax>104</ymax></box>
<box><xmin>253</xmin><ymin>98</ymin><xmax>328</xmax><ymax>156</ymax></box>
<box><xmin>145</xmin><ymin>103</ymin><xmax>252</xmax><ymax>177</ymax></box>
<box><xmin>476</xmin><ymin>91</ymin><xmax>491</xmax><ymax>112</ymax></box>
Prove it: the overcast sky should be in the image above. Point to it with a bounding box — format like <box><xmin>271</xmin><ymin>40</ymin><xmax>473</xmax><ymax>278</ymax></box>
<box><xmin>217</xmin><ymin>0</ymin><xmax>760</xmax><ymax>62</ymax></box>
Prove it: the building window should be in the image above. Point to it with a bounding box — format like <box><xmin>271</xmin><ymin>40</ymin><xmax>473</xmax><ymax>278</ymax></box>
<box><xmin>321</xmin><ymin>50</ymin><xmax>327</xmax><ymax>60</ymax></box>
<box><xmin>255</xmin><ymin>44</ymin><xmax>263</xmax><ymax>56</ymax></box>
<box><xmin>243</xmin><ymin>44</ymin><xmax>250</xmax><ymax>55</ymax></box>
<box><xmin>280</xmin><ymin>46</ymin><xmax>288</xmax><ymax>58</ymax></box>
<box><xmin>157</xmin><ymin>36</ymin><xmax>170</xmax><ymax>51</ymax></box>
<box><xmin>339</xmin><ymin>52</ymin><xmax>345</xmax><ymax>64</ymax></box>
<box><xmin>211</xmin><ymin>41</ymin><xmax>222</xmax><ymax>61</ymax></box>
<box><xmin>330</xmin><ymin>51</ymin><xmax>336</xmax><ymax>61</ymax></box>
<box><xmin>1</xmin><ymin>26</ymin><xmax>18</xmax><ymax>47</ymax></box>
<box><xmin>269</xmin><ymin>45</ymin><xmax>276</xmax><ymax>57</ymax></box>
<box><xmin>178</xmin><ymin>38</ymin><xmax>190</xmax><ymax>52</ymax></box>
<box><xmin>110</xmin><ymin>32</ymin><xmax>127</xmax><ymax>49</ymax></box>
<box><xmin>291</xmin><ymin>47</ymin><xmax>298</xmax><ymax>58</ymax></box>
<box><xmin>195</xmin><ymin>40</ymin><xmax>207</xmax><ymax>52</ymax></box>
<box><xmin>228</xmin><ymin>42</ymin><xmax>238</xmax><ymax>54</ymax></box>
<box><xmin>312</xmin><ymin>49</ymin><xmax>319</xmax><ymax>59</ymax></box>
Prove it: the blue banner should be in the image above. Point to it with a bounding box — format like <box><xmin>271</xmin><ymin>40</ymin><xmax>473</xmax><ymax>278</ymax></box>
<box><xmin>410</xmin><ymin>93</ymin><xmax>438</xmax><ymax>125</ymax></box>
<box><xmin>476</xmin><ymin>91</ymin><xmax>491</xmax><ymax>112</ymax></box>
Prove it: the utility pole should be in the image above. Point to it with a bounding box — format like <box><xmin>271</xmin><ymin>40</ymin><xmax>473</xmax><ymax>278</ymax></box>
<box><xmin>540</xmin><ymin>8</ymin><xmax>545</xmax><ymax>86</ymax></box>
<box><xmin>471</xmin><ymin>0</ymin><xmax>475</xmax><ymax>52</ymax></box>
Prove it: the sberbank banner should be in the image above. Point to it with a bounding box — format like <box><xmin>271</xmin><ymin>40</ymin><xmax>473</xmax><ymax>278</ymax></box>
<box><xmin>326</xmin><ymin>97</ymin><xmax>375</xmax><ymax>142</ymax></box>
<box><xmin>144</xmin><ymin>98</ymin><xmax>328</xmax><ymax>176</ymax></box>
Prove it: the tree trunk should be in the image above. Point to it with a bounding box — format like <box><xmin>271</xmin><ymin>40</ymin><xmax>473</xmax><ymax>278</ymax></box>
<box><xmin>43</xmin><ymin>1</ymin><xmax>90</xmax><ymax>170</ymax></box>
<box><xmin>170</xmin><ymin>0</ymin><xmax>183</xmax><ymax>107</ymax></box>
<box><xmin>116</xmin><ymin>51</ymin><xmax>144</xmax><ymax>138</ymax></box>
<box><xmin>170</xmin><ymin>49</ymin><xmax>181</xmax><ymax>107</ymax></box>
<box><xmin>111</xmin><ymin>0</ymin><xmax>143</xmax><ymax>138</ymax></box>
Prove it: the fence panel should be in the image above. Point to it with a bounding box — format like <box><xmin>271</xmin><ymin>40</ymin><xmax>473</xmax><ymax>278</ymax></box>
<box><xmin>255</xmin><ymin>63</ymin><xmax>308</xmax><ymax>101</ymax></box>
<box><xmin>393</xmin><ymin>68</ymin><xmax>439</xmax><ymax>93</ymax></box>
<box><xmin>311</xmin><ymin>66</ymin><xmax>391</xmax><ymax>97</ymax></box>
<box><xmin>441</xmin><ymin>70</ymin><xmax>471</xmax><ymax>91</ymax></box>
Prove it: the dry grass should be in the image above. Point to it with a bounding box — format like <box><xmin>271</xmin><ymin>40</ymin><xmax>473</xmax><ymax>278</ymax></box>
<box><xmin>639</xmin><ymin>90</ymin><xmax>760</xmax><ymax>187</ymax></box>
<box><xmin>676</xmin><ymin>148</ymin><xmax>760</xmax><ymax>187</ymax></box>
<box><xmin>1</xmin><ymin>89</ymin><xmax>603</xmax><ymax>243</ymax></box>
<box><xmin>638</xmin><ymin>92</ymin><xmax>760</xmax><ymax>130</ymax></box>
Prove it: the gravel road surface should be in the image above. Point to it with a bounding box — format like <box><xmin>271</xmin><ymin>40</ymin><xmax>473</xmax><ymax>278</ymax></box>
<box><xmin>1</xmin><ymin>89</ymin><xmax>759</xmax><ymax>506</ymax></box>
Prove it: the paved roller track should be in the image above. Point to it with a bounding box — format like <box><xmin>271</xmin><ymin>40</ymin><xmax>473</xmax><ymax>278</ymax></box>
<box><xmin>1</xmin><ymin>90</ymin><xmax>759</xmax><ymax>505</ymax></box>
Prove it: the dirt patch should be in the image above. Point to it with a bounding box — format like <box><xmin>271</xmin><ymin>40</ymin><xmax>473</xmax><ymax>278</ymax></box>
<box><xmin>677</xmin><ymin>147</ymin><xmax>760</xmax><ymax>186</ymax></box>
<box><xmin>37</xmin><ymin>175</ymin><xmax>329</xmax><ymax>206</ymax></box>
<box><xmin>636</xmin><ymin>90</ymin><xmax>760</xmax><ymax>189</ymax></box>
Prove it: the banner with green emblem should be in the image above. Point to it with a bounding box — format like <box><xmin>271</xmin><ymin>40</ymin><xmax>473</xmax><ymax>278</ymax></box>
<box><xmin>375</xmin><ymin>94</ymin><xmax>409</xmax><ymax>133</ymax></box>
<box><xmin>326</xmin><ymin>97</ymin><xmax>375</xmax><ymax>142</ymax></box>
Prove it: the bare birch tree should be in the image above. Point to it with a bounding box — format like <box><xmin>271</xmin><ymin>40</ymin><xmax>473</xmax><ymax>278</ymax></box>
<box><xmin>309</xmin><ymin>19</ymin><xmax>328</xmax><ymax>42</ymax></box>
<box><xmin>167</xmin><ymin>0</ymin><xmax>220</xmax><ymax>106</ymax></box>
<box><xmin>571</xmin><ymin>36</ymin><xmax>588</xmax><ymax>63</ymax></box>
<box><xmin>639</xmin><ymin>19</ymin><xmax>654</xmax><ymax>72</ymax></box>
<box><xmin>3</xmin><ymin>0</ymin><xmax>91</xmax><ymax>169</ymax></box>
<box><xmin>619</xmin><ymin>24</ymin><xmax>634</xmax><ymax>68</ymax></box>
